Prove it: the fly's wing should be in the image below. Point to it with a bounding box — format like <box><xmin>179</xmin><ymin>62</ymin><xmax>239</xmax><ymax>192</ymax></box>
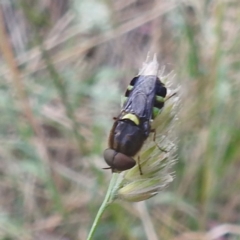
<box><xmin>121</xmin><ymin>76</ymin><xmax>139</xmax><ymax>108</ymax></box>
<box><xmin>125</xmin><ymin>76</ymin><xmax>138</xmax><ymax>97</ymax></box>
<box><xmin>123</xmin><ymin>75</ymin><xmax>157</xmax><ymax>119</ymax></box>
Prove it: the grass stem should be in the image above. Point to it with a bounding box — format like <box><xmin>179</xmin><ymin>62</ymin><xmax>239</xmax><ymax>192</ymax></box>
<box><xmin>87</xmin><ymin>173</ymin><xmax>120</xmax><ymax>240</ymax></box>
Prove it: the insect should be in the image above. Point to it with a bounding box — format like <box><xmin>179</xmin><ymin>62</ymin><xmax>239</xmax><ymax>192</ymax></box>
<box><xmin>103</xmin><ymin>72</ymin><xmax>167</xmax><ymax>173</ymax></box>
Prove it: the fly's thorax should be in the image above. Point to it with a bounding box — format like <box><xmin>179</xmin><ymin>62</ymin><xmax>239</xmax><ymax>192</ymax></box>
<box><xmin>121</xmin><ymin>112</ymin><xmax>151</xmax><ymax>138</ymax></box>
<box><xmin>121</xmin><ymin>113</ymin><xmax>139</xmax><ymax>125</ymax></box>
<box><xmin>141</xmin><ymin>119</ymin><xmax>151</xmax><ymax>137</ymax></box>
<box><xmin>108</xmin><ymin>113</ymin><xmax>146</xmax><ymax>157</ymax></box>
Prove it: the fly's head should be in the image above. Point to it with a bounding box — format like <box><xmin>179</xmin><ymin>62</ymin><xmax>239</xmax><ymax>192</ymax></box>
<box><xmin>103</xmin><ymin>148</ymin><xmax>136</xmax><ymax>172</ymax></box>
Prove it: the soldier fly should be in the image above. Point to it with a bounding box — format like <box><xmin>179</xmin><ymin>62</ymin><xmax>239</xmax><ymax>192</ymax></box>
<box><xmin>104</xmin><ymin>58</ymin><xmax>167</xmax><ymax>173</ymax></box>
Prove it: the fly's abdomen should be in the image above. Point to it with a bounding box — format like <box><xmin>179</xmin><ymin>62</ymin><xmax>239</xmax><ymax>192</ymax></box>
<box><xmin>152</xmin><ymin>80</ymin><xmax>167</xmax><ymax>118</ymax></box>
<box><xmin>123</xmin><ymin>75</ymin><xmax>167</xmax><ymax>120</ymax></box>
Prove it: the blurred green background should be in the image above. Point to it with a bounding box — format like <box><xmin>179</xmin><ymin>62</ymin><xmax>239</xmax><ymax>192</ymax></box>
<box><xmin>0</xmin><ymin>0</ymin><xmax>240</xmax><ymax>239</ymax></box>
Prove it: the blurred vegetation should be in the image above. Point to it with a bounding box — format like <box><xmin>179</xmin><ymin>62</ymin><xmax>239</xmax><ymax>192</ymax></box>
<box><xmin>0</xmin><ymin>0</ymin><xmax>240</xmax><ymax>239</ymax></box>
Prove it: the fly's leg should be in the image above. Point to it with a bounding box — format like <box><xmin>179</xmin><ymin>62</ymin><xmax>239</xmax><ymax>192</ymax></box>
<box><xmin>137</xmin><ymin>156</ymin><xmax>143</xmax><ymax>175</ymax></box>
<box><xmin>165</xmin><ymin>92</ymin><xmax>177</xmax><ymax>102</ymax></box>
<box><xmin>151</xmin><ymin>129</ymin><xmax>168</xmax><ymax>153</ymax></box>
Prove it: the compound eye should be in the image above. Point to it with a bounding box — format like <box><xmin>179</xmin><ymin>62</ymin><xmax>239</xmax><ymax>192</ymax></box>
<box><xmin>103</xmin><ymin>149</ymin><xmax>136</xmax><ymax>172</ymax></box>
<box><xmin>104</xmin><ymin>149</ymin><xmax>117</xmax><ymax>167</ymax></box>
<box><xmin>113</xmin><ymin>152</ymin><xmax>136</xmax><ymax>171</ymax></box>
